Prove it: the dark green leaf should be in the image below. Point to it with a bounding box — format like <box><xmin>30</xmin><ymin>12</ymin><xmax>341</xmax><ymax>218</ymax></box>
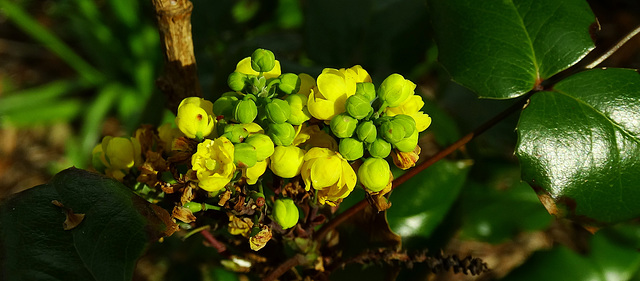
<box><xmin>386</xmin><ymin>160</ymin><xmax>472</xmax><ymax>240</ymax></box>
<box><xmin>516</xmin><ymin>68</ymin><xmax>640</xmax><ymax>226</ymax></box>
<box><xmin>428</xmin><ymin>0</ymin><xmax>595</xmax><ymax>98</ymax></box>
<box><xmin>0</xmin><ymin>168</ymin><xmax>176</xmax><ymax>281</ymax></box>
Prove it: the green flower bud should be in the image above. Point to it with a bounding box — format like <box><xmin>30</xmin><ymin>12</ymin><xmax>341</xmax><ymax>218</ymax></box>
<box><xmin>345</xmin><ymin>94</ymin><xmax>373</xmax><ymax>120</ymax></box>
<box><xmin>356</xmin><ymin>121</ymin><xmax>377</xmax><ymax>143</ymax></box>
<box><xmin>394</xmin><ymin>129</ymin><xmax>419</xmax><ymax>152</ymax></box>
<box><xmin>234</xmin><ymin>142</ymin><xmax>258</xmax><ymax>168</ymax></box>
<box><xmin>273</xmin><ymin>198</ymin><xmax>299</xmax><ymax>229</ymax></box>
<box><xmin>212</xmin><ymin>94</ymin><xmax>239</xmax><ymax>117</ymax></box>
<box><xmin>234</xmin><ymin>99</ymin><xmax>258</xmax><ymax>124</ymax></box>
<box><xmin>355</xmin><ymin>82</ymin><xmax>376</xmax><ymax>102</ymax></box>
<box><xmin>358</xmin><ymin>157</ymin><xmax>391</xmax><ymax>192</ymax></box>
<box><xmin>267</xmin><ymin>122</ymin><xmax>296</xmax><ymax>146</ymax></box>
<box><xmin>379</xmin><ymin>119</ymin><xmax>405</xmax><ymax>144</ymax></box>
<box><xmin>251</xmin><ymin>48</ymin><xmax>276</xmax><ymax>73</ymax></box>
<box><xmin>286</xmin><ymin>94</ymin><xmax>311</xmax><ymax>125</ymax></box>
<box><xmin>393</xmin><ymin>114</ymin><xmax>416</xmax><ymax>138</ymax></box>
<box><xmin>245</xmin><ymin>133</ymin><xmax>275</xmax><ymax>161</ymax></box>
<box><xmin>222</xmin><ymin>124</ymin><xmax>250</xmax><ymax>143</ymax></box>
<box><xmin>228</xmin><ymin>72</ymin><xmax>248</xmax><ymax>92</ymax></box>
<box><xmin>330</xmin><ymin>113</ymin><xmax>358</xmax><ymax>138</ymax></box>
<box><xmin>183</xmin><ymin>201</ymin><xmax>203</xmax><ymax>213</ymax></box>
<box><xmin>339</xmin><ymin>138</ymin><xmax>364</xmax><ymax>161</ymax></box>
<box><xmin>265</xmin><ymin>99</ymin><xmax>291</xmax><ymax>124</ymax></box>
<box><xmin>278</xmin><ymin>73</ymin><xmax>301</xmax><ymax>95</ymax></box>
<box><xmin>378</xmin><ymin>73</ymin><xmax>416</xmax><ymax>107</ymax></box>
<box><xmin>367</xmin><ymin>138</ymin><xmax>391</xmax><ymax>158</ymax></box>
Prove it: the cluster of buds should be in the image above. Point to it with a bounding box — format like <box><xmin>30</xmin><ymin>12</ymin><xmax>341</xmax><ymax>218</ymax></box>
<box><xmin>90</xmin><ymin>48</ymin><xmax>431</xmax><ymax>253</ymax></box>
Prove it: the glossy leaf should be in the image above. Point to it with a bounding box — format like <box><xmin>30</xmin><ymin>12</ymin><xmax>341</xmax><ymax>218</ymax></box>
<box><xmin>516</xmin><ymin>68</ymin><xmax>640</xmax><ymax>226</ymax></box>
<box><xmin>0</xmin><ymin>168</ymin><xmax>176</xmax><ymax>281</ymax></box>
<box><xmin>386</xmin><ymin>160</ymin><xmax>472</xmax><ymax>240</ymax></box>
<box><xmin>428</xmin><ymin>0</ymin><xmax>595</xmax><ymax>99</ymax></box>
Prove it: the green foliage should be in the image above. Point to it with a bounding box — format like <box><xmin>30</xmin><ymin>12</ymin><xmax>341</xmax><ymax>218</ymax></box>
<box><xmin>0</xmin><ymin>168</ymin><xmax>174</xmax><ymax>281</ymax></box>
<box><xmin>0</xmin><ymin>0</ymin><xmax>162</xmax><ymax>168</ymax></box>
<box><xmin>517</xmin><ymin>68</ymin><xmax>640</xmax><ymax>226</ymax></box>
<box><xmin>428</xmin><ymin>0</ymin><xmax>595</xmax><ymax>98</ymax></box>
<box><xmin>387</xmin><ymin>160</ymin><xmax>472</xmax><ymax>243</ymax></box>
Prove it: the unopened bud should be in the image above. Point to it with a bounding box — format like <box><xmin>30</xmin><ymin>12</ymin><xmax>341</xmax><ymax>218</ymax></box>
<box><xmin>379</xmin><ymin>119</ymin><xmax>405</xmax><ymax>144</ymax></box>
<box><xmin>393</xmin><ymin>114</ymin><xmax>416</xmax><ymax>138</ymax></box>
<box><xmin>358</xmin><ymin>157</ymin><xmax>391</xmax><ymax>192</ymax></box>
<box><xmin>356</xmin><ymin>121</ymin><xmax>377</xmax><ymax>143</ymax></box>
<box><xmin>251</xmin><ymin>48</ymin><xmax>276</xmax><ymax>73</ymax></box>
<box><xmin>267</xmin><ymin>122</ymin><xmax>296</xmax><ymax>146</ymax></box>
<box><xmin>212</xmin><ymin>94</ymin><xmax>239</xmax><ymax>117</ymax></box>
<box><xmin>265</xmin><ymin>99</ymin><xmax>291</xmax><ymax>124</ymax></box>
<box><xmin>393</xmin><ymin>129</ymin><xmax>419</xmax><ymax>153</ymax></box>
<box><xmin>345</xmin><ymin>94</ymin><xmax>373</xmax><ymax>120</ymax></box>
<box><xmin>222</xmin><ymin>124</ymin><xmax>250</xmax><ymax>143</ymax></box>
<box><xmin>330</xmin><ymin>113</ymin><xmax>358</xmax><ymax>138</ymax></box>
<box><xmin>278</xmin><ymin>73</ymin><xmax>301</xmax><ymax>95</ymax></box>
<box><xmin>245</xmin><ymin>133</ymin><xmax>275</xmax><ymax>161</ymax></box>
<box><xmin>286</xmin><ymin>94</ymin><xmax>311</xmax><ymax>125</ymax></box>
<box><xmin>228</xmin><ymin>72</ymin><xmax>248</xmax><ymax>92</ymax></box>
<box><xmin>339</xmin><ymin>138</ymin><xmax>364</xmax><ymax>161</ymax></box>
<box><xmin>234</xmin><ymin>99</ymin><xmax>258</xmax><ymax>124</ymax></box>
<box><xmin>234</xmin><ymin>142</ymin><xmax>258</xmax><ymax>168</ymax></box>
<box><xmin>355</xmin><ymin>82</ymin><xmax>376</xmax><ymax>102</ymax></box>
<box><xmin>367</xmin><ymin>138</ymin><xmax>391</xmax><ymax>158</ymax></box>
<box><xmin>273</xmin><ymin>198</ymin><xmax>299</xmax><ymax>229</ymax></box>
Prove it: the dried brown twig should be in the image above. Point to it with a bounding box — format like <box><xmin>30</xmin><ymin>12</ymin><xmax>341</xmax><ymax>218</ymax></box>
<box><xmin>151</xmin><ymin>0</ymin><xmax>202</xmax><ymax>113</ymax></box>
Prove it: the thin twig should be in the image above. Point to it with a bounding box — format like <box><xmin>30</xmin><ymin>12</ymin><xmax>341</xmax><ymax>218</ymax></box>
<box><xmin>200</xmin><ymin>229</ymin><xmax>227</xmax><ymax>254</ymax></box>
<box><xmin>586</xmin><ymin>25</ymin><xmax>640</xmax><ymax>69</ymax></box>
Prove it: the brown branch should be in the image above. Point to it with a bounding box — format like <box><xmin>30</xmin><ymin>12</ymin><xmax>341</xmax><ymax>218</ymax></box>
<box><xmin>152</xmin><ymin>0</ymin><xmax>202</xmax><ymax>114</ymax></box>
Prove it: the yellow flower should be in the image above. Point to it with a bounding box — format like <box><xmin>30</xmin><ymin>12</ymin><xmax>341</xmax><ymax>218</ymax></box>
<box><xmin>385</xmin><ymin>95</ymin><xmax>432</xmax><ymax>132</ymax></box>
<box><xmin>175</xmin><ymin>97</ymin><xmax>216</xmax><ymax>139</ymax></box>
<box><xmin>340</xmin><ymin>65</ymin><xmax>372</xmax><ymax>83</ymax></box>
<box><xmin>235</xmin><ymin>57</ymin><xmax>282</xmax><ymax>79</ymax></box>
<box><xmin>292</xmin><ymin>124</ymin><xmax>338</xmax><ymax>151</ymax></box>
<box><xmin>92</xmin><ymin>136</ymin><xmax>142</xmax><ymax>181</ymax></box>
<box><xmin>269</xmin><ymin>146</ymin><xmax>305</xmax><ymax>178</ymax></box>
<box><xmin>307</xmin><ymin>68</ymin><xmax>358</xmax><ymax>121</ymax></box>
<box><xmin>297</xmin><ymin>73</ymin><xmax>316</xmax><ymax>97</ymax></box>
<box><xmin>191</xmin><ymin>137</ymin><xmax>236</xmax><ymax>192</ymax></box>
<box><xmin>244</xmin><ymin>159</ymin><xmax>269</xmax><ymax>185</ymax></box>
<box><xmin>301</xmin><ymin>147</ymin><xmax>356</xmax><ymax>206</ymax></box>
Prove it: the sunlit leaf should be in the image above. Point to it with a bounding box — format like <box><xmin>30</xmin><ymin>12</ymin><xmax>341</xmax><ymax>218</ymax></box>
<box><xmin>516</xmin><ymin>68</ymin><xmax>640</xmax><ymax>227</ymax></box>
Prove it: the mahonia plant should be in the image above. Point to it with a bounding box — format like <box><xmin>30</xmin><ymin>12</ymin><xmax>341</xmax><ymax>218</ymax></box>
<box><xmin>91</xmin><ymin>48</ymin><xmax>431</xmax><ymax>261</ymax></box>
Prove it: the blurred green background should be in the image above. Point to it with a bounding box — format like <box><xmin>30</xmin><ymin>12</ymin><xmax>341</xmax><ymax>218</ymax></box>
<box><xmin>1</xmin><ymin>0</ymin><xmax>640</xmax><ymax>280</ymax></box>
